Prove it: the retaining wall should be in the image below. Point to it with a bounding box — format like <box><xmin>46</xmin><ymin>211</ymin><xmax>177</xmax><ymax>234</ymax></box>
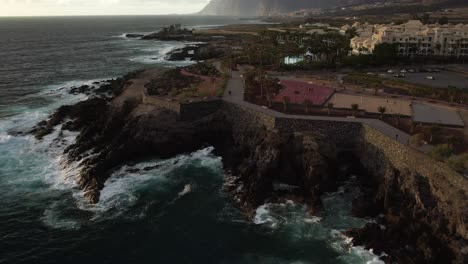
<box><xmin>143</xmin><ymin>92</ymin><xmax>222</xmax><ymax>121</ymax></box>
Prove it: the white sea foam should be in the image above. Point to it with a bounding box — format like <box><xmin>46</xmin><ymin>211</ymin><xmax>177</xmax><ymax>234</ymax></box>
<box><xmin>77</xmin><ymin>147</ymin><xmax>222</xmax><ymax>220</ymax></box>
<box><xmin>0</xmin><ymin>134</ymin><xmax>12</xmax><ymax>144</ymax></box>
<box><xmin>303</xmin><ymin>216</ymin><xmax>321</xmax><ymax>224</ymax></box>
<box><xmin>178</xmin><ymin>184</ymin><xmax>193</xmax><ymax>197</ymax></box>
<box><xmin>254</xmin><ymin>204</ymin><xmax>278</xmax><ymax>227</ymax></box>
<box><xmin>42</xmin><ymin>202</ymin><xmax>81</xmax><ymax>230</ymax></box>
<box><xmin>129</xmin><ymin>41</ymin><xmax>199</xmax><ymax>66</ymax></box>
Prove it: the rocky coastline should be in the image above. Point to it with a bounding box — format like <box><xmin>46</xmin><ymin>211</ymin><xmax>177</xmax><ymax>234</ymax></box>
<box><xmin>29</xmin><ymin>67</ymin><xmax>467</xmax><ymax>263</ymax></box>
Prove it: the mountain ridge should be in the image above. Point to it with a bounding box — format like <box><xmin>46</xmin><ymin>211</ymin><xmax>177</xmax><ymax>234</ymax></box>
<box><xmin>198</xmin><ymin>0</ymin><xmax>463</xmax><ymax>17</ymax></box>
<box><xmin>198</xmin><ymin>0</ymin><xmax>380</xmax><ymax>16</ymax></box>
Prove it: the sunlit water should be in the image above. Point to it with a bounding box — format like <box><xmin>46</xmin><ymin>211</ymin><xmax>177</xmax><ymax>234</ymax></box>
<box><xmin>0</xmin><ymin>16</ymin><xmax>383</xmax><ymax>264</ymax></box>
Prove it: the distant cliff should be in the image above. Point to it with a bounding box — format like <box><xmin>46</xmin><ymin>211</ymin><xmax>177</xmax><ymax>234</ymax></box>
<box><xmin>198</xmin><ymin>0</ymin><xmax>462</xmax><ymax>16</ymax></box>
<box><xmin>199</xmin><ymin>0</ymin><xmax>326</xmax><ymax>16</ymax></box>
<box><xmin>198</xmin><ymin>0</ymin><xmax>378</xmax><ymax>16</ymax></box>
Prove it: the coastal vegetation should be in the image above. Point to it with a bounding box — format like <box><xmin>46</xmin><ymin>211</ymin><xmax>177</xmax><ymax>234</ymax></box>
<box><xmin>344</xmin><ymin>73</ymin><xmax>468</xmax><ymax>103</ymax></box>
<box><xmin>243</xmin><ymin>68</ymin><xmax>283</xmax><ymax>103</ymax></box>
<box><xmin>145</xmin><ymin>63</ymin><xmax>224</xmax><ymax>99</ymax></box>
<box><xmin>146</xmin><ymin>68</ymin><xmax>202</xmax><ymax>97</ymax></box>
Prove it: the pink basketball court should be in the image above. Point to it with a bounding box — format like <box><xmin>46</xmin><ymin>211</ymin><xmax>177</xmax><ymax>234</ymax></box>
<box><xmin>274</xmin><ymin>80</ymin><xmax>335</xmax><ymax>106</ymax></box>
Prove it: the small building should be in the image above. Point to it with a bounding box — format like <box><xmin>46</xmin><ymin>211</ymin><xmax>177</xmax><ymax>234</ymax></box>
<box><xmin>350</xmin><ymin>20</ymin><xmax>468</xmax><ymax>57</ymax></box>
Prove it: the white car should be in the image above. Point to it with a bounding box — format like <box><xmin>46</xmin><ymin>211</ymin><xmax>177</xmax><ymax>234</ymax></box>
<box><xmin>426</xmin><ymin>76</ymin><xmax>435</xmax><ymax>80</ymax></box>
<box><xmin>387</xmin><ymin>70</ymin><xmax>395</xmax><ymax>73</ymax></box>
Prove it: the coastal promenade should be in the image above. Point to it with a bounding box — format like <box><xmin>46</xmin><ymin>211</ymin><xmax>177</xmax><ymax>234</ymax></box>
<box><xmin>223</xmin><ymin>68</ymin><xmax>410</xmax><ymax>145</ymax></box>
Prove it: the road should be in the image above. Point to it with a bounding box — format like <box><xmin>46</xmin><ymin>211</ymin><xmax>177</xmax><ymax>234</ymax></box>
<box><xmin>223</xmin><ymin>67</ymin><xmax>410</xmax><ymax>145</ymax></box>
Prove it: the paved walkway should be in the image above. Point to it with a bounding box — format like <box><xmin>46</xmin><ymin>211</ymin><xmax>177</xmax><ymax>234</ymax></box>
<box><xmin>223</xmin><ymin>67</ymin><xmax>410</xmax><ymax>145</ymax></box>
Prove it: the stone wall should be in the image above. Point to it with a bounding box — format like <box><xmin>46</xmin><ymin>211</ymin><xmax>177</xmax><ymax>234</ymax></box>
<box><xmin>275</xmin><ymin>118</ymin><xmax>362</xmax><ymax>149</ymax></box>
<box><xmin>180</xmin><ymin>100</ymin><xmax>223</xmax><ymax>121</ymax></box>
<box><xmin>222</xmin><ymin>102</ymin><xmax>276</xmax><ymax>131</ymax></box>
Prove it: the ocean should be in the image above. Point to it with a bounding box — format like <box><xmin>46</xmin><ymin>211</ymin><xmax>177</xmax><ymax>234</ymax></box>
<box><xmin>0</xmin><ymin>16</ymin><xmax>383</xmax><ymax>264</ymax></box>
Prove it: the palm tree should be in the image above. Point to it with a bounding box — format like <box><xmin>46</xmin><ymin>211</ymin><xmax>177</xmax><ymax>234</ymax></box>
<box><xmin>304</xmin><ymin>99</ymin><xmax>312</xmax><ymax>114</ymax></box>
<box><xmin>327</xmin><ymin>103</ymin><xmax>334</xmax><ymax>116</ymax></box>
<box><xmin>283</xmin><ymin>96</ymin><xmax>290</xmax><ymax>112</ymax></box>
<box><xmin>378</xmin><ymin>106</ymin><xmax>387</xmax><ymax>119</ymax></box>
<box><xmin>374</xmin><ymin>86</ymin><xmax>379</xmax><ymax>96</ymax></box>
<box><xmin>447</xmin><ymin>135</ymin><xmax>463</xmax><ymax>149</ymax></box>
<box><xmin>351</xmin><ymin>104</ymin><xmax>359</xmax><ymax>117</ymax></box>
<box><xmin>447</xmin><ymin>86</ymin><xmax>459</xmax><ymax>103</ymax></box>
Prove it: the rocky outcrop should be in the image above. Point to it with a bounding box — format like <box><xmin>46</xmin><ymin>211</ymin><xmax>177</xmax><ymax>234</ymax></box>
<box><xmin>30</xmin><ymin>71</ymin><xmax>143</xmax><ymax>140</ymax></box>
<box><xmin>31</xmin><ymin>68</ymin><xmax>466</xmax><ymax>263</ymax></box>
<box><xmin>346</xmin><ymin>127</ymin><xmax>468</xmax><ymax>264</ymax></box>
<box><xmin>349</xmin><ymin>167</ymin><xmax>467</xmax><ymax>263</ymax></box>
<box><xmin>221</xmin><ymin>104</ymin><xmax>339</xmax><ymax>213</ymax></box>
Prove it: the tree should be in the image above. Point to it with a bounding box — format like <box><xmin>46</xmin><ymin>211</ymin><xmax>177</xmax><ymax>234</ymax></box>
<box><xmin>327</xmin><ymin>103</ymin><xmax>334</xmax><ymax>116</ymax></box>
<box><xmin>373</xmin><ymin>43</ymin><xmax>399</xmax><ymax>65</ymax></box>
<box><xmin>266</xmin><ymin>93</ymin><xmax>274</xmax><ymax>108</ymax></box>
<box><xmin>447</xmin><ymin>135</ymin><xmax>463</xmax><ymax>149</ymax></box>
<box><xmin>373</xmin><ymin>86</ymin><xmax>379</xmax><ymax>96</ymax></box>
<box><xmin>283</xmin><ymin>96</ymin><xmax>290</xmax><ymax>112</ymax></box>
<box><xmin>351</xmin><ymin>104</ymin><xmax>359</xmax><ymax>117</ymax></box>
<box><xmin>426</xmin><ymin>125</ymin><xmax>441</xmax><ymax>143</ymax></box>
<box><xmin>410</xmin><ymin>133</ymin><xmax>425</xmax><ymax>147</ymax></box>
<box><xmin>446</xmin><ymin>153</ymin><xmax>468</xmax><ymax>173</ymax></box>
<box><xmin>438</xmin><ymin>16</ymin><xmax>449</xmax><ymax>25</ymax></box>
<box><xmin>447</xmin><ymin>86</ymin><xmax>459</xmax><ymax>103</ymax></box>
<box><xmin>429</xmin><ymin>144</ymin><xmax>453</xmax><ymax>161</ymax></box>
<box><xmin>422</xmin><ymin>13</ymin><xmax>431</xmax><ymax>24</ymax></box>
<box><xmin>378</xmin><ymin>106</ymin><xmax>387</xmax><ymax>119</ymax></box>
<box><xmin>304</xmin><ymin>99</ymin><xmax>312</xmax><ymax>114</ymax></box>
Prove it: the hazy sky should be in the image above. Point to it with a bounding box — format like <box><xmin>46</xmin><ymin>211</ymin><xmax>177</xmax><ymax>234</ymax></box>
<box><xmin>0</xmin><ymin>0</ymin><xmax>211</xmax><ymax>16</ymax></box>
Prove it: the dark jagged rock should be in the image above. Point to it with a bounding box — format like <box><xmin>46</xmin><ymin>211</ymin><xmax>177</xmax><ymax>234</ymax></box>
<box><xmin>125</xmin><ymin>34</ymin><xmax>144</xmax><ymax>38</ymax></box>
<box><xmin>32</xmin><ymin>67</ymin><xmax>467</xmax><ymax>263</ymax></box>
<box><xmin>223</xmin><ymin>123</ymin><xmax>338</xmax><ymax>212</ymax></box>
<box><xmin>164</xmin><ymin>44</ymin><xmax>210</xmax><ymax>61</ymax></box>
<box><xmin>347</xmin><ymin>167</ymin><xmax>468</xmax><ymax>264</ymax></box>
<box><xmin>69</xmin><ymin>85</ymin><xmax>92</xmax><ymax>95</ymax></box>
<box><xmin>30</xmin><ymin>70</ymin><xmax>144</xmax><ymax>140</ymax></box>
<box><xmin>69</xmin><ymin>105</ymin><xmax>231</xmax><ymax>203</ymax></box>
<box><xmin>142</xmin><ymin>24</ymin><xmax>194</xmax><ymax>41</ymax></box>
<box><xmin>30</xmin><ymin>98</ymin><xmax>108</xmax><ymax>140</ymax></box>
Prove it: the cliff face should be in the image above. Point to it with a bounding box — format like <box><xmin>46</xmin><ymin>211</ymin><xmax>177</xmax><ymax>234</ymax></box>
<box><xmin>198</xmin><ymin>0</ymin><xmax>379</xmax><ymax>16</ymax></box>
<box><xmin>31</xmin><ymin>69</ymin><xmax>467</xmax><ymax>264</ymax></box>
<box><xmin>199</xmin><ymin>0</ymin><xmax>316</xmax><ymax>16</ymax></box>
<box><xmin>348</xmin><ymin>126</ymin><xmax>468</xmax><ymax>264</ymax></box>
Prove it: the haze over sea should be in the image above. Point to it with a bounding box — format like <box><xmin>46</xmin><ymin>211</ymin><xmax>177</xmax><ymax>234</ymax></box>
<box><xmin>0</xmin><ymin>16</ymin><xmax>382</xmax><ymax>264</ymax></box>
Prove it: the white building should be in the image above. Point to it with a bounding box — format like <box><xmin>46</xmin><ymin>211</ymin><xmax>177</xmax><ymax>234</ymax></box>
<box><xmin>350</xmin><ymin>20</ymin><xmax>468</xmax><ymax>57</ymax></box>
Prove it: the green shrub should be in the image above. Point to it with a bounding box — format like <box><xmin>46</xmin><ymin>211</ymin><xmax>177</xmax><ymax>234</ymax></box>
<box><xmin>410</xmin><ymin>133</ymin><xmax>425</xmax><ymax>147</ymax></box>
<box><xmin>429</xmin><ymin>144</ymin><xmax>454</xmax><ymax>161</ymax></box>
<box><xmin>446</xmin><ymin>153</ymin><xmax>468</xmax><ymax>174</ymax></box>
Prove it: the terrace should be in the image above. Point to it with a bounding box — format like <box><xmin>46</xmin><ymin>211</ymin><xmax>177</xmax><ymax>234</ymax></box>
<box><xmin>274</xmin><ymin>80</ymin><xmax>335</xmax><ymax>106</ymax></box>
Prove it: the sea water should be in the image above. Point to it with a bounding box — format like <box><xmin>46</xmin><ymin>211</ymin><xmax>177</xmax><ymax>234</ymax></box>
<box><xmin>0</xmin><ymin>16</ymin><xmax>383</xmax><ymax>264</ymax></box>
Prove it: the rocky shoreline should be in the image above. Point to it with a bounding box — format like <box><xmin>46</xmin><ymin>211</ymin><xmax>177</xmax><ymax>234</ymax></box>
<box><xmin>29</xmin><ymin>67</ymin><xmax>467</xmax><ymax>263</ymax></box>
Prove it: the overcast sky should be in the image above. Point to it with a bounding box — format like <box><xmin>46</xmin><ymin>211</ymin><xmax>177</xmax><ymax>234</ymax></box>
<box><xmin>0</xmin><ymin>0</ymin><xmax>211</xmax><ymax>16</ymax></box>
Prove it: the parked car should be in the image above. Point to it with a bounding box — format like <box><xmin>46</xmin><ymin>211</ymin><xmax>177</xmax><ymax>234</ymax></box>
<box><xmin>426</xmin><ymin>76</ymin><xmax>435</xmax><ymax>80</ymax></box>
<box><xmin>394</xmin><ymin>74</ymin><xmax>406</xmax><ymax>78</ymax></box>
<box><xmin>387</xmin><ymin>69</ymin><xmax>395</xmax><ymax>73</ymax></box>
<box><xmin>400</xmin><ymin>69</ymin><xmax>407</xmax><ymax>73</ymax></box>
